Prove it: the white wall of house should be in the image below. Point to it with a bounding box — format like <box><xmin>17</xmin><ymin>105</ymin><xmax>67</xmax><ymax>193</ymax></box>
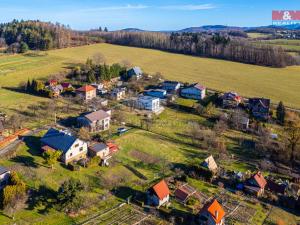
<box><xmin>63</xmin><ymin>139</ymin><xmax>88</xmax><ymax>164</ymax></box>
<box><xmin>181</xmin><ymin>87</ymin><xmax>206</xmax><ymax>100</ymax></box>
<box><xmin>0</xmin><ymin>171</ymin><xmax>10</xmax><ymax>190</ymax></box>
<box><xmin>137</xmin><ymin>97</ymin><xmax>160</xmax><ymax>112</ymax></box>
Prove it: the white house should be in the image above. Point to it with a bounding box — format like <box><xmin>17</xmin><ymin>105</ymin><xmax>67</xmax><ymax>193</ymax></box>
<box><xmin>136</xmin><ymin>96</ymin><xmax>162</xmax><ymax>113</ymax></box>
<box><xmin>110</xmin><ymin>88</ymin><xmax>126</xmax><ymax>101</ymax></box>
<box><xmin>77</xmin><ymin>110</ymin><xmax>111</xmax><ymax>132</ymax></box>
<box><xmin>41</xmin><ymin>128</ymin><xmax>88</xmax><ymax>164</ymax></box>
<box><xmin>148</xmin><ymin>180</ymin><xmax>170</xmax><ymax>207</ymax></box>
<box><xmin>88</xmin><ymin>142</ymin><xmax>111</xmax><ymax>166</ymax></box>
<box><xmin>180</xmin><ymin>83</ymin><xmax>206</xmax><ymax>100</ymax></box>
<box><xmin>0</xmin><ymin>166</ymin><xmax>10</xmax><ymax>190</ymax></box>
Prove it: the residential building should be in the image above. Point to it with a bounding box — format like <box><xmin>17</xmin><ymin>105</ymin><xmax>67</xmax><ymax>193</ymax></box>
<box><xmin>88</xmin><ymin>142</ymin><xmax>111</xmax><ymax>166</ymax></box>
<box><xmin>248</xmin><ymin>98</ymin><xmax>271</xmax><ymax>121</ymax></box>
<box><xmin>0</xmin><ymin>166</ymin><xmax>10</xmax><ymax>190</ymax></box>
<box><xmin>61</xmin><ymin>82</ymin><xmax>73</xmax><ymax>91</ymax></box>
<box><xmin>123</xmin><ymin>66</ymin><xmax>143</xmax><ymax>80</ymax></box>
<box><xmin>106</xmin><ymin>142</ymin><xmax>119</xmax><ymax>154</ymax></box>
<box><xmin>144</xmin><ymin>89</ymin><xmax>167</xmax><ymax>99</ymax></box>
<box><xmin>110</xmin><ymin>88</ymin><xmax>126</xmax><ymax>101</ymax></box>
<box><xmin>201</xmin><ymin>155</ymin><xmax>218</xmax><ymax>173</ymax></box>
<box><xmin>49</xmin><ymin>84</ymin><xmax>63</xmax><ymax>97</ymax></box>
<box><xmin>222</xmin><ymin>92</ymin><xmax>242</xmax><ymax>108</ymax></box>
<box><xmin>162</xmin><ymin>81</ymin><xmax>181</xmax><ymax>93</ymax></box>
<box><xmin>245</xmin><ymin>171</ymin><xmax>267</xmax><ymax>197</ymax></box>
<box><xmin>40</xmin><ymin>128</ymin><xmax>88</xmax><ymax>164</ymax></box>
<box><xmin>198</xmin><ymin>199</ymin><xmax>225</xmax><ymax>225</ymax></box>
<box><xmin>76</xmin><ymin>85</ymin><xmax>97</xmax><ymax>101</ymax></box>
<box><xmin>180</xmin><ymin>83</ymin><xmax>206</xmax><ymax>100</ymax></box>
<box><xmin>136</xmin><ymin>96</ymin><xmax>162</xmax><ymax>113</ymax></box>
<box><xmin>148</xmin><ymin>179</ymin><xmax>170</xmax><ymax>207</ymax></box>
<box><xmin>48</xmin><ymin>79</ymin><xmax>58</xmax><ymax>86</ymax></box>
<box><xmin>77</xmin><ymin>110</ymin><xmax>111</xmax><ymax>132</ymax></box>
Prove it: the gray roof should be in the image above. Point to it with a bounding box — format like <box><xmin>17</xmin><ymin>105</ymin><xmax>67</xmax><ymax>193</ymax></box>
<box><xmin>0</xmin><ymin>166</ymin><xmax>9</xmax><ymax>175</ymax></box>
<box><xmin>89</xmin><ymin>143</ymin><xmax>108</xmax><ymax>153</ymax></box>
<box><xmin>84</xmin><ymin>110</ymin><xmax>110</xmax><ymax>122</ymax></box>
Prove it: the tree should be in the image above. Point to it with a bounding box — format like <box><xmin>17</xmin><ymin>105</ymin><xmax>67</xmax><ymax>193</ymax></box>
<box><xmin>276</xmin><ymin>101</ymin><xmax>286</xmax><ymax>125</ymax></box>
<box><xmin>284</xmin><ymin>119</ymin><xmax>300</xmax><ymax>165</ymax></box>
<box><xmin>92</xmin><ymin>52</ymin><xmax>106</xmax><ymax>65</ymax></box>
<box><xmin>78</xmin><ymin>127</ymin><xmax>91</xmax><ymax>141</ymax></box>
<box><xmin>56</xmin><ymin>179</ymin><xmax>84</xmax><ymax>213</ymax></box>
<box><xmin>19</xmin><ymin>42</ymin><xmax>29</xmax><ymax>53</ymax></box>
<box><xmin>104</xmin><ymin>27</ymin><xmax>108</xmax><ymax>32</ymax></box>
<box><xmin>43</xmin><ymin>150</ymin><xmax>62</xmax><ymax>169</ymax></box>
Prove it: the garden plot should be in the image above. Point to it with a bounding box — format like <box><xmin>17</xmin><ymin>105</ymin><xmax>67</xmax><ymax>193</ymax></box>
<box><xmin>215</xmin><ymin>192</ymin><xmax>257</xmax><ymax>224</ymax></box>
<box><xmin>82</xmin><ymin>203</ymin><xmax>150</xmax><ymax>225</ymax></box>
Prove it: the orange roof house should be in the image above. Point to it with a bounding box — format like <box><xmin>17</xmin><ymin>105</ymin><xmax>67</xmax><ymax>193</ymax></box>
<box><xmin>245</xmin><ymin>171</ymin><xmax>267</xmax><ymax>197</ymax></box>
<box><xmin>148</xmin><ymin>180</ymin><xmax>170</xmax><ymax>207</ymax></box>
<box><xmin>199</xmin><ymin>199</ymin><xmax>225</xmax><ymax>225</ymax></box>
<box><xmin>76</xmin><ymin>85</ymin><xmax>97</xmax><ymax>101</ymax></box>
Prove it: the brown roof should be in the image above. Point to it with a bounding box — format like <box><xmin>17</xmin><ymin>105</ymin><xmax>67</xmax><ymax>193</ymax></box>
<box><xmin>84</xmin><ymin>110</ymin><xmax>110</xmax><ymax>122</ymax></box>
<box><xmin>175</xmin><ymin>188</ymin><xmax>189</xmax><ymax>202</ymax></box>
<box><xmin>77</xmin><ymin>85</ymin><xmax>96</xmax><ymax>92</ymax></box>
<box><xmin>152</xmin><ymin>180</ymin><xmax>170</xmax><ymax>200</ymax></box>
<box><xmin>253</xmin><ymin>171</ymin><xmax>267</xmax><ymax>189</ymax></box>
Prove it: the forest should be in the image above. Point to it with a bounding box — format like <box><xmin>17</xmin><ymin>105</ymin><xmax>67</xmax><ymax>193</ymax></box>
<box><xmin>0</xmin><ymin>20</ymin><xmax>90</xmax><ymax>52</ymax></box>
<box><xmin>91</xmin><ymin>31</ymin><xmax>300</xmax><ymax>68</ymax></box>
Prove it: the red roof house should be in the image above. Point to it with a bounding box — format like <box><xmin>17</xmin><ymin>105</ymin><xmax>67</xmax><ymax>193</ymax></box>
<box><xmin>199</xmin><ymin>199</ymin><xmax>225</xmax><ymax>225</ymax></box>
<box><xmin>148</xmin><ymin>180</ymin><xmax>170</xmax><ymax>207</ymax></box>
<box><xmin>245</xmin><ymin>171</ymin><xmax>267</xmax><ymax>197</ymax></box>
<box><xmin>76</xmin><ymin>85</ymin><xmax>97</xmax><ymax>101</ymax></box>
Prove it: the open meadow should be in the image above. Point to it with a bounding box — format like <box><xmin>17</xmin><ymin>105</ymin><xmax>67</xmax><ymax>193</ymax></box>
<box><xmin>0</xmin><ymin>43</ymin><xmax>300</xmax><ymax>110</ymax></box>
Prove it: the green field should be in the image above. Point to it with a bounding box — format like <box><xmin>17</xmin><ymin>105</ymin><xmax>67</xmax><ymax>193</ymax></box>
<box><xmin>253</xmin><ymin>39</ymin><xmax>300</xmax><ymax>52</ymax></box>
<box><xmin>0</xmin><ymin>43</ymin><xmax>300</xmax><ymax>110</ymax></box>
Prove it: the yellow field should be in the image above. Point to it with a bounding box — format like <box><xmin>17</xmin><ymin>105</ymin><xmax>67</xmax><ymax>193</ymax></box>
<box><xmin>0</xmin><ymin>43</ymin><xmax>300</xmax><ymax>109</ymax></box>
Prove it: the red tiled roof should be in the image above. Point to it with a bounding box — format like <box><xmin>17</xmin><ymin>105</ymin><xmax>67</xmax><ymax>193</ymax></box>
<box><xmin>77</xmin><ymin>85</ymin><xmax>96</xmax><ymax>92</ymax></box>
<box><xmin>152</xmin><ymin>180</ymin><xmax>170</xmax><ymax>200</ymax></box>
<box><xmin>201</xmin><ymin>199</ymin><xmax>225</xmax><ymax>224</ymax></box>
<box><xmin>253</xmin><ymin>172</ymin><xmax>267</xmax><ymax>189</ymax></box>
<box><xmin>107</xmin><ymin>142</ymin><xmax>119</xmax><ymax>153</ymax></box>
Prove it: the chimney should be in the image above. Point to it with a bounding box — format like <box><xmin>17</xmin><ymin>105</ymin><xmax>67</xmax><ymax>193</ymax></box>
<box><xmin>215</xmin><ymin>210</ymin><xmax>219</xmax><ymax>219</ymax></box>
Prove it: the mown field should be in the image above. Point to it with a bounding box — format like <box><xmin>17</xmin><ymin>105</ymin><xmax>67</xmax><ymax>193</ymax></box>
<box><xmin>252</xmin><ymin>39</ymin><xmax>300</xmax><ymax>52</ymax></box>
<box><xmin>0</xmin><ymin>43</ymin><xmax>300</xmax><ymax>110</ymax></box>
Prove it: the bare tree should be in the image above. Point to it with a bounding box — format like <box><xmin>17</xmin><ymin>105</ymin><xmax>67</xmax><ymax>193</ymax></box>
<box><xmin>92</xmin><ymin>52</ymin><xmax>106</xmax><ymax>65</ymax></box>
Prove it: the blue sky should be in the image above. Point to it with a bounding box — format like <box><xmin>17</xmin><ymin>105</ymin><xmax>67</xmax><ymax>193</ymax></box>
<box><xmin>0</xmin><ymin>0</ymin><xmax>299</xmax><ymax>30</ymax></box>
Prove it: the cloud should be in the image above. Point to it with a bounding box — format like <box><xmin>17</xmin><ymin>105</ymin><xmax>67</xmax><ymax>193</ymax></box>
<box><xmin>160</xmin><ymin>4</ymin><xmax>216</xmax><ymax>11</ymax></box>
<box><xmin>79</xmin><ymin>4</ymin><xmax>149</xmax><ymax>12</ymax></box>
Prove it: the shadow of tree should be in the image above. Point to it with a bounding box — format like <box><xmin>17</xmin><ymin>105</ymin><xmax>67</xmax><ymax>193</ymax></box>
<box><xmin>10</xmin><ymin>155</ymin><xmax>38</xmax><ymax>168</ymax></box>
<box><xmin>27</xmin><ymin>185</ymin><xmax>57</xmax><ymax>214</ymax></box>
<box><xmin>23</xmin><ymin>136</ymin><xmax>42</xmax><ymax>157</ymax></box>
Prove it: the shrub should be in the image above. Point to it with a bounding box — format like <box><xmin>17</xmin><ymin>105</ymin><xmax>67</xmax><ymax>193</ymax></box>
<box><xmin>67</xmin><ymin>162</ymin><xmax>81</xmax><ymax>171</ymax></box>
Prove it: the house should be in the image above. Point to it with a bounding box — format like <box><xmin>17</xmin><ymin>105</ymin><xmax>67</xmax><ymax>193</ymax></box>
<box><xmin>174</xmin><ymin>183</ymin><xmax>197</xmax><ymax>203</ymax></box>
<box><xmin>162</xmin><ymin>81</ymin><xmax>181</xmax><ymax>93</ymax></box>
<box><xmin>48</xmin><ymin>79</ymin><xmax>58</xmax><ymax>86</ymax></box>
<box><xmin>76</xmin><ymin>85</ymin><xmax>97</xmax><ymax>101</ymax></box>
<box><xmin>40</xmin><ymin>128</ymin><xmax>88</xmax><ymax>164</ymax></box>
<box><xmin>144</xmin><ymin>89</ymin><xmax>167</xmax><ymax>99</ymax></box>
<box><xmin>180</xmin><ymin>83</ymin><xmax>206</xmax><ymax>100</ymax></box>
<box><xmin>245</xmin><ymin>171</ymin><xmax>267</xmax><ymax>197</ymax></box>
<box><xmin>61</xmin><ymin>82</ymin><xmax>73</xmax><ymax>91</ymax></box>
<box><xmin>106</xmin><ymin>141</ymin><xmax>119</xmax><ymax>154</ymax></box>
<box><xmin>148</xmin><ymin>179</ymin><xmax>170</xmax><ymax>207</ymax></box>
<box><xmin>198</xmin><ymin>199</ymin><xmax>225</xmax><ymax>225</ymax></box>
<box><xmin>136</xmin><ymin>96</ymin><xmax>163</xmax><ymax>113</ymax></box>
<box><xmin>222</xmin><ymin>92</ymin><xmax>242</xmax><ymax>108</ymax></box>
<box><xmin>110</xmin><ymin>88</ymin><xmax>126</xmax><ymax>101</ymax></box>
<box><xmin>266</xmin><ymin>179</ymin><xmax>287</xmax><ymax>195</ymax></box>
<box><xmin>49</xmin><ymin>84</ymin><xmax>63</xmax><ymax>97</ymax></box>
<box><xmin>123</xmin><ymin>66</ymin><xmax>143</xmax><ymax>80</ymax></box>
<box><xmin>248</xmin><ymin>98</ymin><xmax>270</xmax><ymax>121</ymax></box>
<box><xmin>0</xmin><ymin>166</ymin><xmax>10</xmax><ymax>190</ymax></box>
<box><xmin>77</xmin><ymin>110</ymin><xmax>111</xmax><ymax>132</ymax></box>
<box><xmin>201</xmin><ymin>155</ymin><xmax>218</xmax><ymax>173</ymax></box>
<box><xmin>88</xmin><ymin>142</ymin><xmax>111</xmax><ymax>166</ymax></box>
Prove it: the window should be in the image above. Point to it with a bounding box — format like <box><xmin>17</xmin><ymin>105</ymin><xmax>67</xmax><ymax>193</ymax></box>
<box><xmin>79</xmin><ymin>147</ymin><xmax>83</xmax><ymax>152</ymax></box>
<box><xmin>75</xmin><ymin>144</ymin><xmax>79</xmax><ymax>148</ymax></box>
<box><xmin>70</xmin><ymin>153</ymin><xmax>73</xmax><ymax>157</ymax></box>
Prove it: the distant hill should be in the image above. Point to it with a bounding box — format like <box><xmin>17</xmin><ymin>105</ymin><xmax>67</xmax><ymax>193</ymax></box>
<box><xmin>120</xmin><ymin>28</ymin><xmax>146</xmax><ymax>32</ymax></box>
<box><xmin>177</xmin><ymin>25</ymin><xmax>246</xmax><ymax>33</ymax></box>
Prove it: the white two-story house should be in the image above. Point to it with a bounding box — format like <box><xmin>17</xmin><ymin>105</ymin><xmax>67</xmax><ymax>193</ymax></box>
<box><xmin>77</xmin><ymin>110</ymin><xmax>111</xmax><ymax>132</ymax></box>
<box><xmin>41</xmin><ymin>128</ymin><xmax>88</xmax><ymax>164</ymax></box>
<box><xmin>136</xmin><ymin>96</ymin><xmax>162</xmax><ymax>113</ymax></box>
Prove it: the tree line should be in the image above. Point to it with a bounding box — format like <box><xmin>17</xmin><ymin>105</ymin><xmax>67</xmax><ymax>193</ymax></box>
<box><xmin>93</xmin><ymin>31</ymin><xmax>299</xmax><ymax>68</ymax></box>
<box><xmin>0</xmin><ymin>20</ymin><xmax>90</xmax><ymax>53</ymax></box>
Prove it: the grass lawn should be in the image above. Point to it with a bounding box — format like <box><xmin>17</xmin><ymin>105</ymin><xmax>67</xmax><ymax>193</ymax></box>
<box><xmin>0</xmin><ymin>43</ymin><xmax>300</xmax><ymax>110</ymax></box>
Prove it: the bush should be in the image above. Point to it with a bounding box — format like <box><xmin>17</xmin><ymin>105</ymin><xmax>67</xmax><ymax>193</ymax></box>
<box><xmin>88</xmin><ymin>156</ymin><xmax>101</xmax><ymax>166</ymax></box>
<box><xmin>67</xmin><ymin>162</ymin><xmax>81</xmax><ymax>171</ymax></box>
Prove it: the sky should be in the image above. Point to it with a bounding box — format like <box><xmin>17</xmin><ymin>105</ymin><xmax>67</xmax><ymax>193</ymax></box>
<box><xmin>0</xmin><ymin>0</ymin><xmax>299</xmax><ymax>30</ymax></box>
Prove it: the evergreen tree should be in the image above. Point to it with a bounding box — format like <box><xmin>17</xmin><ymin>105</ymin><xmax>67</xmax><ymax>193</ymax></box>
<box><xmin>276</xmin><ymin>101</ymin><xmax>286</xmax><ymax>125</ymax></box>
<box><xmin>104</xmin><ymin>27</ymin><xmax>108</xmax><ymax>32</ymax></box>
<box><xmin>19</xmin><ymin>42</ymin><xmax>29</xmax><ymax>53</ymax></box>
<box><xmin>87</xmin><ymin>70</ymin><xmax>96</xmax><ymax>83</ymax></box>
